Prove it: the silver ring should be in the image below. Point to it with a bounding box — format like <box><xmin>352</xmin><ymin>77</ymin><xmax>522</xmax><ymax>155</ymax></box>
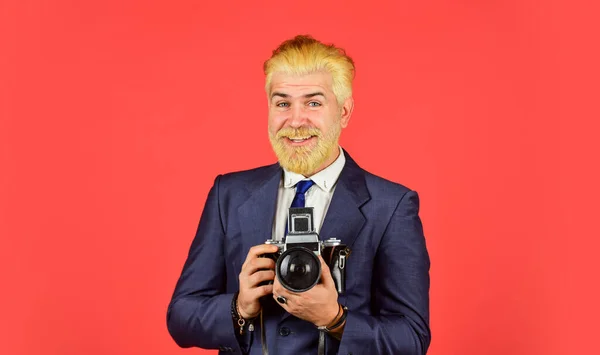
<box><xmin>276</xmin><ymin>296</ymin><xmax>287</xmax><ymax>305</ymax></box>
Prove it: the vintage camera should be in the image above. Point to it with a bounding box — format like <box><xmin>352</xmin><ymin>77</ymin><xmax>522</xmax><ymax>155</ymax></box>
<box><xmin>262</xmin><ymin>207</ymin><xmax>350</xmax><ymax>293</ymax></box>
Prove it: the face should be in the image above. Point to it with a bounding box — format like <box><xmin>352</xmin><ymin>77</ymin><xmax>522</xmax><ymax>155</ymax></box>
<box><xmin>267</xmin><ymin>71</ymin><xmax>353</xmax><ymax>176</ymax></box>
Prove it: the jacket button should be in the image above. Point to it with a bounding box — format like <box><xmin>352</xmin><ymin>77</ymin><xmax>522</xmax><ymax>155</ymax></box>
<box><xmin>279</xmin><ymin>327</ymin><xmax>291</xmax><ymax>336</ymax></box>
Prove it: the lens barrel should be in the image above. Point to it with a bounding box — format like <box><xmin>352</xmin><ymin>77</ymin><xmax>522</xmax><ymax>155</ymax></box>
<box><xmin>276</xmin><ymin>247</ymin><xmax>321</xmax><ymax>292</ymax></box>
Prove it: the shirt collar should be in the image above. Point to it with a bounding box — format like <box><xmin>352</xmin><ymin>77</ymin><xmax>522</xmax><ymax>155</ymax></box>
<box><xmin>283</xmin><ymin>146</ymin><xmax>345</xmax><ymax>192</ymax></box>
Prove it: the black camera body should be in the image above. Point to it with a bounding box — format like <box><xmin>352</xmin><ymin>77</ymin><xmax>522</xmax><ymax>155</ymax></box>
<box><xmin>262</xmin><ymin>207</ymin><xmax>350</xmax><ymax>294</ymax></box>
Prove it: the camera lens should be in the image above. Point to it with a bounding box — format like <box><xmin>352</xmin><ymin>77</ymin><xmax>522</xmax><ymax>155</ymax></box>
<box><xmin>276</xmin><ymin>247</ymin><xmax>321</xmax><ymax>292</ymax></box>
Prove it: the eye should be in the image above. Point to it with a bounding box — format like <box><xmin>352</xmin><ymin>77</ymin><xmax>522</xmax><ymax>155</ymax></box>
<box><xmin>276</xmin><ymin>102</ymin><xmax>290</xmax><ymax>108</ymax></box>
<box><xmin>308</xmin><ymin>101</ymin><xmax>321</xmax><ymax>107</ymax></box>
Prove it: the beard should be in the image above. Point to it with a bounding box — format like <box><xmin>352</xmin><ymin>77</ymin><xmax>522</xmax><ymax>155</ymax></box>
<box><xmin>269</xmin><ymin>123</ymin><xmax>341</xmax><ymax>176</ymax></box>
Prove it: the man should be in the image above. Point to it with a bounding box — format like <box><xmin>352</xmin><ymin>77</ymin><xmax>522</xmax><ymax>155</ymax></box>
<box><xmin>167</xmin><ymin>35</ymin><xmax>431</xmax><ymax>355</ymax></box>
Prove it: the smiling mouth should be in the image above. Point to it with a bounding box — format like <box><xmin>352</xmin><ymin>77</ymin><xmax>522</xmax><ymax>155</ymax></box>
<box><xmin>289</xmin><ymin>136</ymin><xmax>312</xmax><ymax>142</ymax></box>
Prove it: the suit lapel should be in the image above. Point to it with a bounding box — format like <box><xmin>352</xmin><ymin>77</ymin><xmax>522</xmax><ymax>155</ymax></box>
<box><xmin>319</xmin><ymin>151</ymin><xmax>370</xmax><ymax>248</ymax></box>
<box><xmin>237</xmin><ymin>164</ymin><xmax>282</xmax><ymax>264</ymax></box>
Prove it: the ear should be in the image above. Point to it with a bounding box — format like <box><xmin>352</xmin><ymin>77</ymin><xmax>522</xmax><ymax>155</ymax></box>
<box><xmin>339</xmin><ymin>96</ymin><xmax>354</xmax><ymax>128</ymax></box>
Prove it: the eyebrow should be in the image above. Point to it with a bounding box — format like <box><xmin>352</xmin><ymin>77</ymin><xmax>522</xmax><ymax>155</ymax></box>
<box><xmin>270</xmin><ymin>92</ymin><xmax>326</xmax><ymax>100</ymax></box>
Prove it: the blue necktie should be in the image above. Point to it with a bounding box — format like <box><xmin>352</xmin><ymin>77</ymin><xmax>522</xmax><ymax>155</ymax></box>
<box><xmin>291</xmin><ymin>180</ymin><xmax>315</xmax><ymax>208</ymax></box>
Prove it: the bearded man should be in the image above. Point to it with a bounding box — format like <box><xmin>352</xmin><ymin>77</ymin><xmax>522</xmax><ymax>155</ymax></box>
<box><xmin>167</xmin><ymin>35</ymin><xmax>431</xmax><ymax>355</ymax></box>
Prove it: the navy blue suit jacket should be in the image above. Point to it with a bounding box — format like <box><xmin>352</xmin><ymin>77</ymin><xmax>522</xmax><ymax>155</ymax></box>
<box><xmin>167</xmin><ymin>151</ymin><xmax>431</xmax><ymax>354</ymax></box>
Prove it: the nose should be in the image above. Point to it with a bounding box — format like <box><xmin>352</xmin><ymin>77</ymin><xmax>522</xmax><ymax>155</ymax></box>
<box><xmin>287</xmin><ymin>104</ymin><xmax>309</xmax><ymax>128</ymax></box>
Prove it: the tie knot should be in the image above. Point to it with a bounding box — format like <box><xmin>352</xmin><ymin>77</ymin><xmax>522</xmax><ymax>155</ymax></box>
<box><xmin>295</xmin><ymin>180</ymin><xmax>315</xmax><ymax>194</ymax></box>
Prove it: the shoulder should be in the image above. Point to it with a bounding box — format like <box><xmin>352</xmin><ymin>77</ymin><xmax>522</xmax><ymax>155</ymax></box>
<box><xmin>215</xmin><ymin>163</ymin><xmax>281</xmax><ymax>191</ymax></box>
<box><xmin>363</xmin><ymin>170</ymin><xmax>413</xmax><ymax>198</ymax></box>
<box><xmin>343</xmin><ymin>150</ymin><xmax>414</xmax><ymax>202</ymax></box>
<box><xmin>361</xmin><ymin>170</ymin><xmax>419</xmax><ymax>213</ymax></box>
<box><xmin>346</xmin><ymin>159</ymin><xmax>422</xmax><ymax>219</ymax></box>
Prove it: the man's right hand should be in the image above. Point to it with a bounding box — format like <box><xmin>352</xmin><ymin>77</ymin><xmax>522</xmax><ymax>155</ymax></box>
<box><xmin>237</xmin><ymin>244</ymin><xmax>279</xmax><ymax>319</ymax></box>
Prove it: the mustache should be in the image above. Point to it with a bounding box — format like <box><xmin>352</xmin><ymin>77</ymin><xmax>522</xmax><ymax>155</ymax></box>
<box><xmin>276</xmin><ymin>127</ymin><xmax>321</xmax><ymax>139</ymax></box>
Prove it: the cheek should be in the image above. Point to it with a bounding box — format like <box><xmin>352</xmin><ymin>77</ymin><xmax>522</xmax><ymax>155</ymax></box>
<box><xmin>268</xmin><ymin>113</ymin><xmax>282</xmax><ymax>133</ymax></box>
<box><xmin>306</xmin><ymin>112</ymin><xmax>331</xmax><ymax>131</ymax></box>
<box><xmin>268</xmin><ymin>111</ymin><xmax>291</xmax><ymax>131</ymax></box>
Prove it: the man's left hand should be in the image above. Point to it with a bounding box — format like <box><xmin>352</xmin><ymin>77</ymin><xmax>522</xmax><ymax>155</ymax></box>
<box><xmin>272</xmin><ymin>255</ymin><xmax>340</xmax><ymax>327</ymax></box>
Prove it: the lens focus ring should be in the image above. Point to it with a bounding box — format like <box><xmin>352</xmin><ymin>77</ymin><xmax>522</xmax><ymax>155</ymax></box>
<box><xmin>276</xmin><ymin>247</ymin><xmax>321</xmax><ymax>293</ymax></box>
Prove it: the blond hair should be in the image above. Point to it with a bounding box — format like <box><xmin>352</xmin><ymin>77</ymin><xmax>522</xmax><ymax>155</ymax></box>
<box><xmin>264</xmin><ymin>35</ymin><xmax>355</xmax><ymax>104</ymax></box>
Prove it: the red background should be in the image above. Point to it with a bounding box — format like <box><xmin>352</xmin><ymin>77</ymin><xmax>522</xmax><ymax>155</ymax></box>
<box><xmin>1</xmin><ymin>1</ymin><xmax>599</xmax><ymax>354</ymax></box>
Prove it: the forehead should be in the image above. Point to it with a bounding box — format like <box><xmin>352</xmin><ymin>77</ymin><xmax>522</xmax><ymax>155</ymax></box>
<box><xmin>269</xmin><ymin>71</ymin><xmax>334</xmax><ymax>97</ymax></box>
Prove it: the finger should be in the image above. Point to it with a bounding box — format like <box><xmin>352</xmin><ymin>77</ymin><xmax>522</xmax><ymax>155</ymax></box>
<box><xmin>248</xmin><ymin>270</ymin><xmax>276</xmax><ymax>288</ymax></box>
<box><xmin>243</xmin><ymin>257</ymin><xmax>276</xmax><ymax>276</ymax></box>
<box><xmin>318</xmin><ymin>255</ymin><xmax>335</xmax><ymax>288</ymax></box>
<box><xmin>242</xmin><ymin>244</ymin><xmax>279</xmax><ymax>269</ymax></box>
<box><xmin>271</xmin><ymin>276</ymin><xmax>283</xmax><ymax>295</ymax></box>
<box><xmin>272</xmin><ymin>276</ymin><xmax>292</xmax><ymax>299</ymax></box>
<box><xmin>243</xmin><ymin>244</ymin><xmax>278</xmax><ymax>266</ymax></box>
<box><xmin>272</xmin><ymin>277</ymin><xmax>301</xmax><ymax>300</ymax></box>
<box><xmin>241</xmin><ymin>284</ymin><xmax>273</xmax><ymax>305</ymax></box>
<box><xmin>272</xmin><ymin>291</ymin><xmax>291</xmax><ymax>309</ymax></box>
<box><xmin>253</xmin><ymin>284</ymin><xmax>273</xmax><ymax>297</ymax></box>
<box><xmin>271</xmin><ymin>278</ymin><xmax>285</xmax><ymax>306</ymax></box>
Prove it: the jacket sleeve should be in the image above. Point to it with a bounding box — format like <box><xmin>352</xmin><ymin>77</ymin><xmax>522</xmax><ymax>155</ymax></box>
<box><xmin>166</xmin><ymin>175</ymin><xmax>246</xmax><ymax>352</ymax></box>
<box><xmin>337</xmin><ymin>190</ymin><xmax>431</xmax><ymax>355</ymax></box>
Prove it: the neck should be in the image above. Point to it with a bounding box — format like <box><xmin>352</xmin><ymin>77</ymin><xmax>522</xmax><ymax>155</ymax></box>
<box><xmin>305</xmin><ymin>147</ymin><xmax>340</xmax><ymax>177</ymax></box>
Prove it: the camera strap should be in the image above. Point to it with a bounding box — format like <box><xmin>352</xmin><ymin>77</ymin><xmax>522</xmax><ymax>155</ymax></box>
<box><xmin>318</xmin><ymin>330</ymin><xmax>326</xmax><ymax>355</ymax></box>
<box><xmin>260</xmin><ymin>310</ymin><xmax>269</xmax><ymax>355</ymax></box>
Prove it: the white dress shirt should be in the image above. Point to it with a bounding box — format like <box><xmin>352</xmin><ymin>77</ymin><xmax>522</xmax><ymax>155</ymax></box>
<box><xmin>271</xmin><ymin>147</ymin><xmax>346</xmax><ymax>241</ymax></box>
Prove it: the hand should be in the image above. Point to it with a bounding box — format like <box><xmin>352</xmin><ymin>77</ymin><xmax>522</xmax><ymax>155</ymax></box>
<box><xmin>272</xmin><ymin>255</ymin><xmax>340</xmax><ymax>326</ymax></box>
<box><xmin>237</xmin><ymin>244</ymin><xmax>279</xmax><ymax>319</ymax></box>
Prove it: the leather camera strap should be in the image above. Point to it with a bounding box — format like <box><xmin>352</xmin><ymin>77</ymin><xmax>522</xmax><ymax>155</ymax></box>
<box><xmin>318</xmin><ymin>330</ymin><xmax>326</xmax><ymax>355</ymax></box>
<box><xmin>260</xmin><ymin>310</ymin><xmax>268</xmax><ymax>355</ymax></box>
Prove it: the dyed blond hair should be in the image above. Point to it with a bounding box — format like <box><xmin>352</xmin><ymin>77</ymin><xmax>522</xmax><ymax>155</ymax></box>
<box><xmin>264</xmin><ymin>35</ymin><xmax>355</xmax><ymax>105</ymax></box>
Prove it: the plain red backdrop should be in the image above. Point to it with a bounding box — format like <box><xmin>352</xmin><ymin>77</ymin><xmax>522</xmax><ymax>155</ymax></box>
<box><xmin>1</xmin><ymin>0</ymin><xmax>599</xmax><ymax>354</ymax></box>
